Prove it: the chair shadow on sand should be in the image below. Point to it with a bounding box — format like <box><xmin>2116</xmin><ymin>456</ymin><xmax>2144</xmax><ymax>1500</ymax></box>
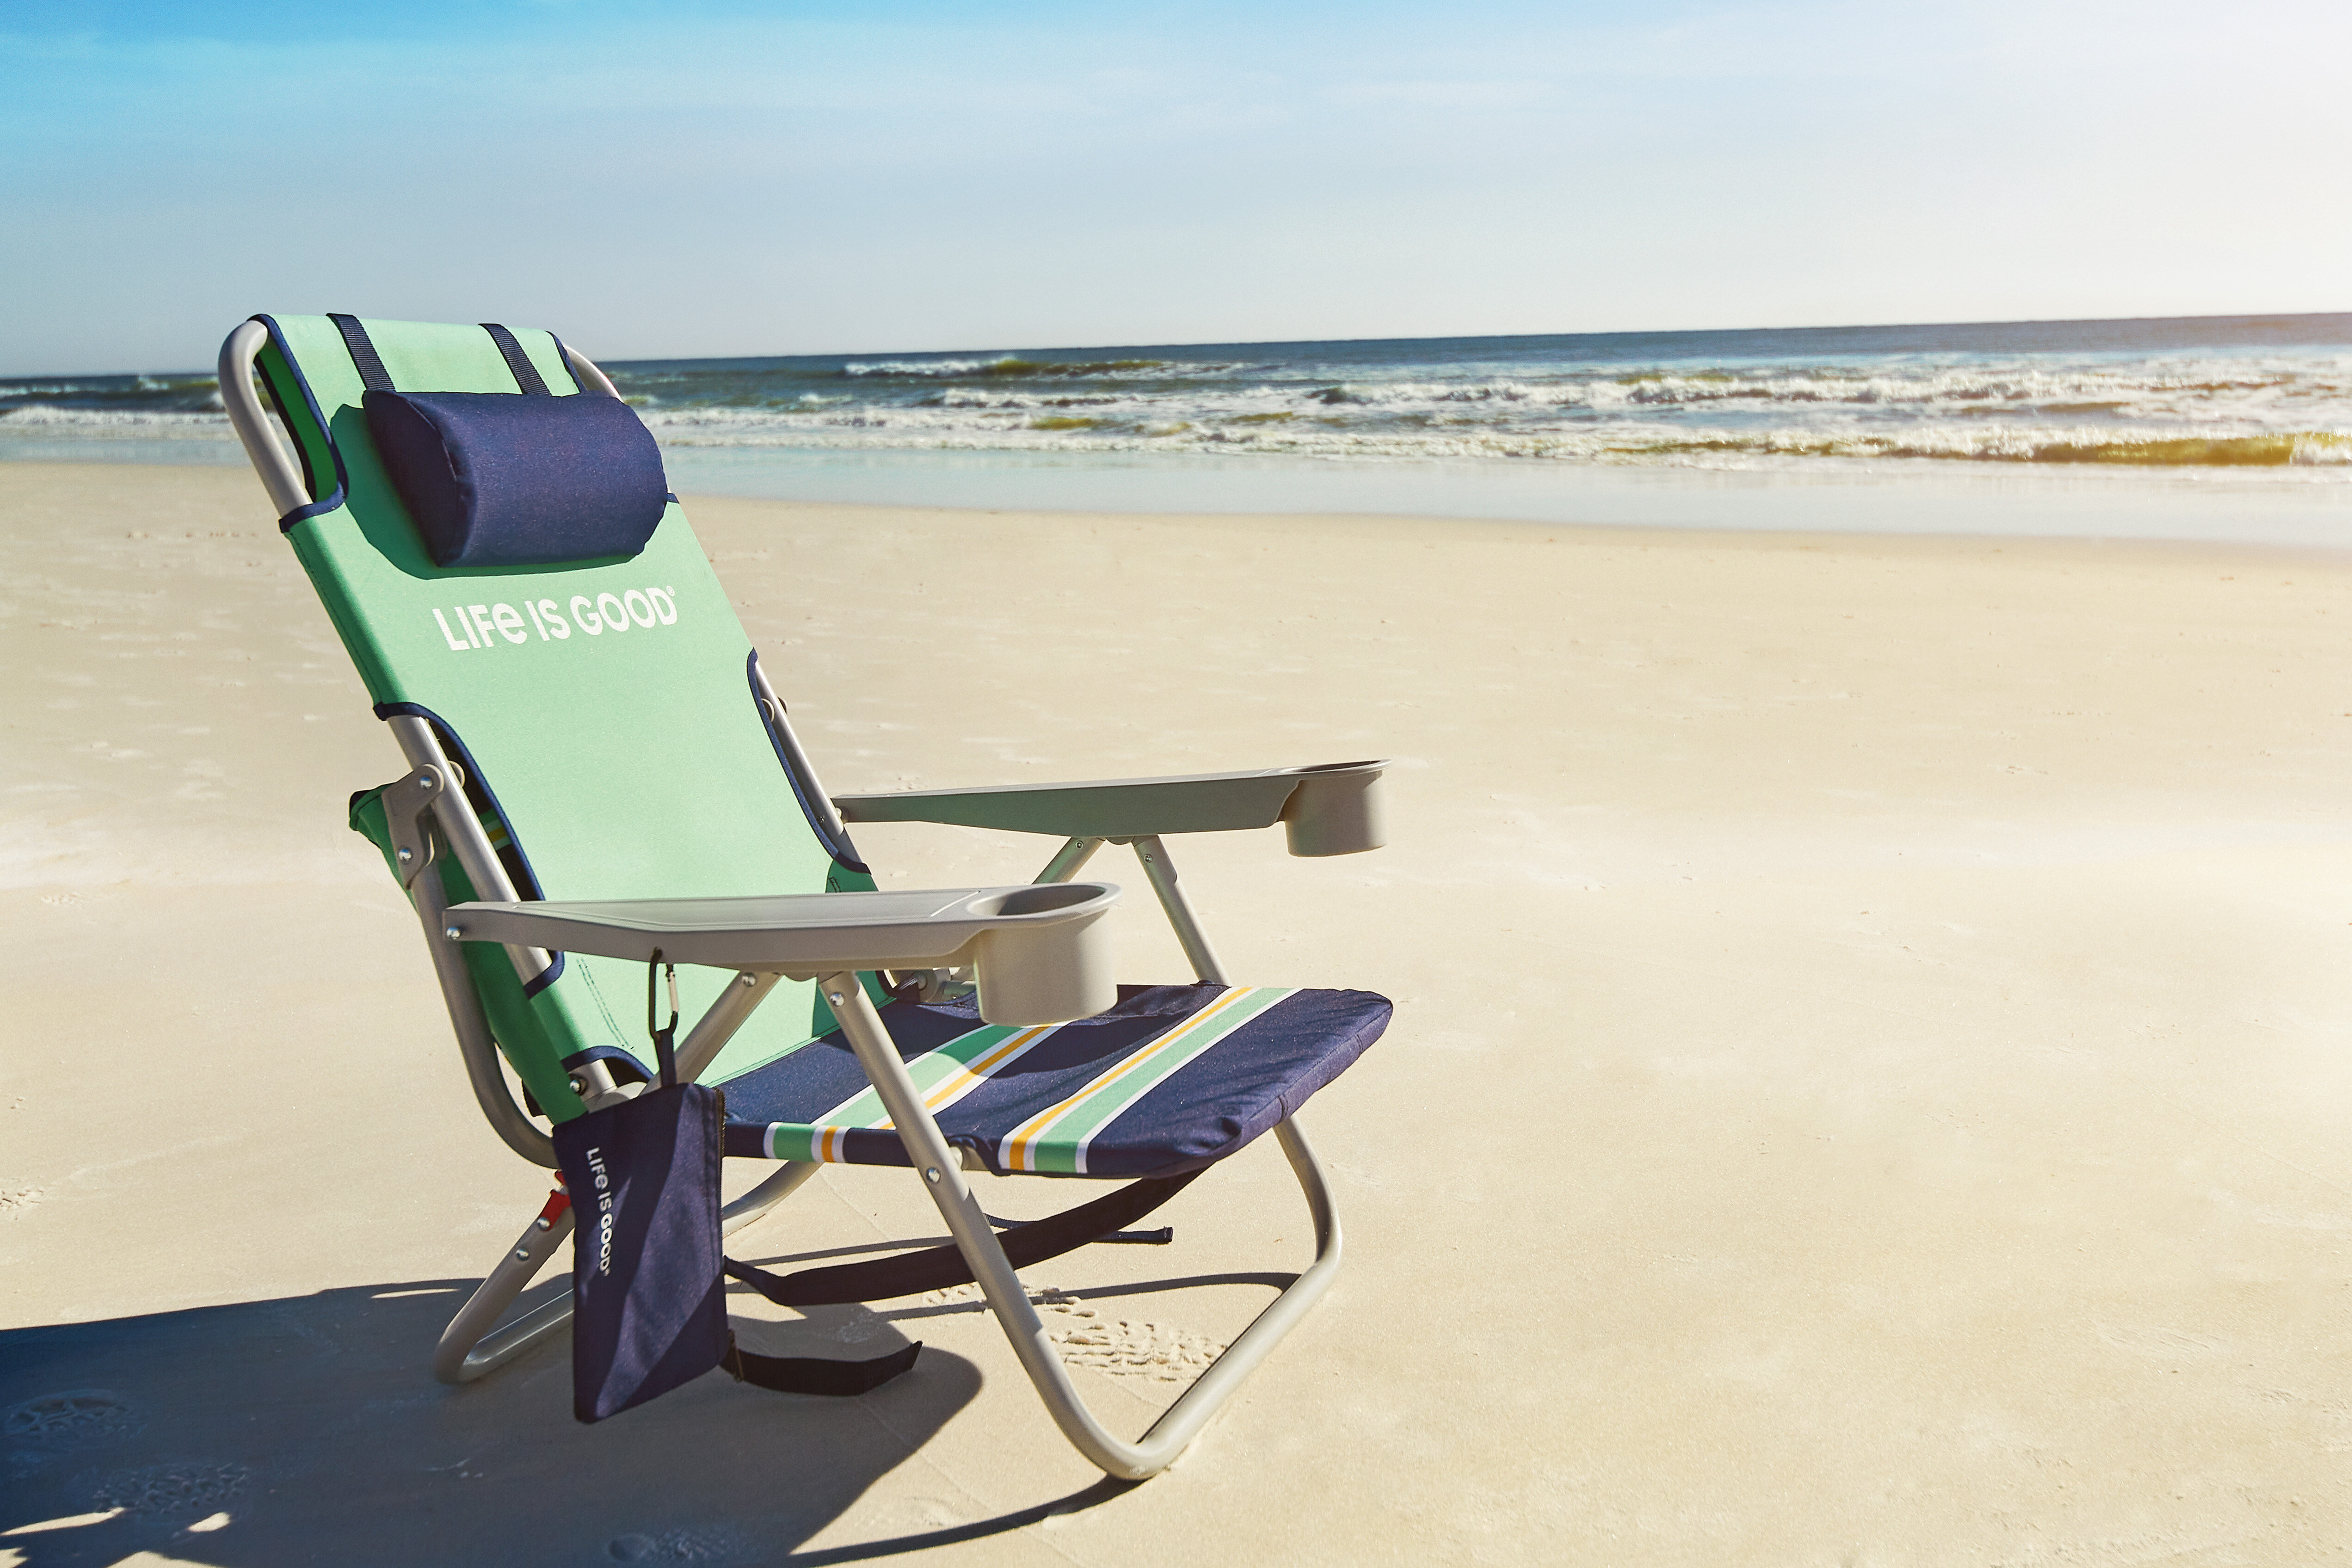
<box><xmin>0</xmin><ymin>1277</ymin><xmax>1144</xmax><ymax>1566</ymax></box>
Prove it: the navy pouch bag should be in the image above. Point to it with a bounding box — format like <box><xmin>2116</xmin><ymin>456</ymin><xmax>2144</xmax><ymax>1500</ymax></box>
<box><xmin>554</xmin><ymin>1061</ymin><xmax>729</xmax><ymax>1423</ymax></box>
<box><xmin>553</xmin><ymin>958</ymin><xmax>918</xmax><ymax>1424</ymax></box>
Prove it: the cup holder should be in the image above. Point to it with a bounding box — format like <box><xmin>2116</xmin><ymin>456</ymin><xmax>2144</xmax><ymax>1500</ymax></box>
<box><xmin>1281</xmin><ymin>762</ymin><xmax>1387</xmax><ymax>856</ymax></box>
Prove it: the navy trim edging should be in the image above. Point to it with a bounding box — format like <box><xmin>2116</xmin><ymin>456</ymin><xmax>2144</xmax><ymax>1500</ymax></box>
<box><xmin>250</xmin><ymin>314</ymin><xmax>350</xmax><ymax>532</ymax></box>
<box><xmin>546</xmin><ymin>332</ymin><xmax>589</xmax><ymax>395</ymax></box>
<box><xmin>523</xmin><ymin>953</ymin><xmax>571</xmax><ymax>1001</ymax></box>
<box><xmin>746</xmin><ymin>650</ymin><xmax>869</xmax><ymax>874</ymax></box>
<box><xmin>372</xmin><ymin>700</ymin><xmax>566</xmax><ymax>997</ymax></box>
<box><xmin>253</xmin><ymin>355</ymin><xmax>314</xmax><ymax>504</ymax></box>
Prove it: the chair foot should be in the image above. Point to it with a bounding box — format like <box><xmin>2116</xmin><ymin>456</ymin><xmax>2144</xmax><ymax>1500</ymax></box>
<box><xmin>433</xmin><ymin>1185</ymin><xmax>574</xmax><ymax>1385</ymax></box>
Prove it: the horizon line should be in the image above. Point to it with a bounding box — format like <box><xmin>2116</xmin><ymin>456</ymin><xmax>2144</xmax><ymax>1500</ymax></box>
<box><xmin>9</xmin><ymin>306</ymin><xmax>2349</xmax><ymax>382</ymax></box>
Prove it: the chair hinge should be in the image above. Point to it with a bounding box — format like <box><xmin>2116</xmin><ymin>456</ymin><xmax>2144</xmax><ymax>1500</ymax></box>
<box><xmin>382</xmin><ymin>762</ymin><xmax>456</xmax><ymax>889</ymax></box>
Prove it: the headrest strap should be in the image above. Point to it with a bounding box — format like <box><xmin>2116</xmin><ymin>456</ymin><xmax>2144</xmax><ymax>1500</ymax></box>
<box><xmin>325</xmin><ymin>314</ymin><xmax>554</xmax><ymax>397</ymax></box>
<box><xmin>481</xmin><ymin>322</ymin><xmax>552</xmax><ymax>395</ymax></box>
<box><xmin>328</xmin><ymin>313</ymin><xmax>394</xmax><ymax>393</ymax></box>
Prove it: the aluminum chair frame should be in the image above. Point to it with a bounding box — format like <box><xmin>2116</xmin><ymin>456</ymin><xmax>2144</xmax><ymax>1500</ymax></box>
<box><xmin>219</xmin><ymin>322</ymin><xmax>1354</xmax><ymax>1479</ymax></box>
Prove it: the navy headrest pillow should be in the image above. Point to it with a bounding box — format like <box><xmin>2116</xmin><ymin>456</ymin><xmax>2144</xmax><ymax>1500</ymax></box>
<box><xmin>364</xmin><ymin>388</ymin><xmax>671</xmax><ymax>569</ymax></box>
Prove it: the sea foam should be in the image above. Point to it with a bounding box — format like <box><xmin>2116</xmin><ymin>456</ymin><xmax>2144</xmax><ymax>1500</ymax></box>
<box><xmin>11</xmin><ymin>315</ymin><xmax>2352</xmax><ymax>476</ymax></box>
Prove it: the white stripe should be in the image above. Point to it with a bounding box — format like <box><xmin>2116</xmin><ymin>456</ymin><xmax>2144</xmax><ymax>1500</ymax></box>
<box><xmin>1068</xmin><ymin>987</ymin><xmax>1293</xmax><ymax>1174</ymax></box>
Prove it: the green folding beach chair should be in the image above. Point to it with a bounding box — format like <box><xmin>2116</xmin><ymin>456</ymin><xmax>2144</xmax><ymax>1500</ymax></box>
<box><xmin>216</xmin><ymin>314</ymin><xmax>1391</xmax><ymax>1478</ymax></box>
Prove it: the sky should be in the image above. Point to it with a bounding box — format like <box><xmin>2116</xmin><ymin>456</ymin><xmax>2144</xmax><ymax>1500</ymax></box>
<box><xmin>3</xmin><ymin>0</ymin><xmax>2349</xmax><ymax>375</ymax></box>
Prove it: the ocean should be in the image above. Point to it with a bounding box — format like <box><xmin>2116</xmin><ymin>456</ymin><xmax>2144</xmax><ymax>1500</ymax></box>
<box><xmin>12</xmin><ymin>312</ymin><xmax>2352</xmax><ymax>544</ymax></box>
<box><xmin>610</xmin><ymin>313</ymin><xmax>2352</xmax><ymax>472</ymax></box>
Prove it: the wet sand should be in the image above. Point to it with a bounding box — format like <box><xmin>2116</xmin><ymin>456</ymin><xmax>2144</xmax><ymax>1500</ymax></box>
<box><xmin>5</xmin><ymin>459</ymin><xmax>2351</xmax><ymax>1564</ymax></box>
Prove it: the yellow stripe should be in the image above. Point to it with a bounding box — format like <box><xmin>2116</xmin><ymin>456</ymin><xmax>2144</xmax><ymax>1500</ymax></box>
<box><xmin>803</xmin><ymin>1023</ymin><xmax>1059</xmax><ymax>1162</ymax></box>
<box><xmin>919</xmin><ymin>1025</ymin><xmax>1053</xmax><ymax>1113</ymax></box>
<box><xmin>1000</xmin><ymin>987</ymin><xmax>1259</xmax><ymax>1173</ymax></box>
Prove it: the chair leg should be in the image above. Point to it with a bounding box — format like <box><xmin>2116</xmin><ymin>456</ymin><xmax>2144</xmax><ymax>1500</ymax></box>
<box><xmin>432</xmin><ymin>1186</ymin><xmax>576</xmax><ymax>1385</ymax></box>
<box><xmin>820</xmin><ymin>973</ymin><xmax>1345</xmax><ymax>1480</ymax></box>
<box><xmin>952</xmin><ymin>1116</ymin><xmax>1342</xmax><ymax>1480</ymax></box>
<box><xmin>430</xmin><ymin>1160</ymin><xmax>823</xmax><ymax>1385</ymax></box>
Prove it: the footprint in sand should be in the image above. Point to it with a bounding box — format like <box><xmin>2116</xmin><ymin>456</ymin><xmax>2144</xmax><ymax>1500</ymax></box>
<box><xmin>4</xmin><ymin>1390</ymin><xmax>140</xmax><ymax>1451</ymax></box>
<box><xmin>85</xmin><ymin>1460</ymin><xmax>249</xmax><ymax>1521</ymax></box>
<box><xmin>606</xmin><ymin>1523</ymin><xmax>757</xmax><ymax>1562</ymax></box>
<box><xmin>1032</xmin><ymin>1295</ymin><xmax>1224</xmax><ymax>1384</ymax></box>
<box><xmin>913</xmin><ymin>1285</ymin><xmax>1223</xmax><ymax>1383</ymax></box>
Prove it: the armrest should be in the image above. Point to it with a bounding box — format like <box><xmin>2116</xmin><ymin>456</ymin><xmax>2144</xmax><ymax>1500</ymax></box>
<box><xmin>443</xmin><ymin>883</ymin><xmax>1118</xmax><ymax>1025</ymax></box>
<box><xmin>832</xmin><ymin>759</ymin><xmax>1387</xmax><ymax>856</ymax></box>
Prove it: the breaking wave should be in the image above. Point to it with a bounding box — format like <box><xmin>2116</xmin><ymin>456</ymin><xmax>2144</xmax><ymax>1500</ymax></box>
<box><xmin>841</xmin><ymin>355</ymin><xmax>1193</xmax><ymax>379</ymax></box>
<box><xmin>0</xmin><ymin>405</ymin><xmax>228</xmax><ymax>429</ymax></box>
<box><xmin>606</xmin><ymin>320</ymin><xmax>2352</xmax><ymax>473</ymax></box>
<box><xmin>14</xmin><ymin>314</ymin><xmax>2352</xmax><ymax>475</ymax></box>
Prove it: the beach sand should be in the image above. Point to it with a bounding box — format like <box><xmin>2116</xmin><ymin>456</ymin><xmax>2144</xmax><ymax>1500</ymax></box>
<box><xmin>5</xmin><ymin>459</ymin><xmax>2351</xmax><ymax>1564</ymax></box>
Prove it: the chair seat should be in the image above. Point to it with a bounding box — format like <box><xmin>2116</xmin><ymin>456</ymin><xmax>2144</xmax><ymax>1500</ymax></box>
<box><xmin>718</xmin><ymin>983</ymin><xmax>1390</xmax><ymax>1180</ymax></box>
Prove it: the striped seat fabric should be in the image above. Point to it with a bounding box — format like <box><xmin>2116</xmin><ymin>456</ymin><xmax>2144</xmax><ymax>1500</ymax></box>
<box><xmin>718</xmin><ymin>984</ymin><xmax>1391</xmax><ymax>1180</ymax></box>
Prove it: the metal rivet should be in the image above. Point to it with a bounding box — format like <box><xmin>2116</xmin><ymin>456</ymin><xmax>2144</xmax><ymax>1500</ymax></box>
<box><xmin>512</xmin><ymin>1248</ymin><xmax>530</xmax><ymax>1263</ymax></box>
<box><xmin>533</xmin><ymin>1217</ymin><xmax>551</xmax><ymax>1231</ymax></box>
<box><xmin>396</xmin><ymin>847</ymin><xmax>413</xmax><ymax>862</ymax></box>
<box><xmin>444</xmin><ymin>926</ymin><xmax>463</xmax><ymax>941</ymax></box>
<box><xmin>567</xmin><ymin>1077</ymin><xmax>586</xmax><ymax>1095</ymax></box>
<box><xmin>827</xmin><ymin>992</ymin><xmax>845</xmax><ymax>1005</ymax></box>
<box><xmin>738</xmin><ymin>972</ymin><xmax>756</xmax><ymax>988</ymax></box>
<box><xmin>925</xmin><ymin>1168</ymin><xmax>941</xmax><ymax>1183</ymax></box>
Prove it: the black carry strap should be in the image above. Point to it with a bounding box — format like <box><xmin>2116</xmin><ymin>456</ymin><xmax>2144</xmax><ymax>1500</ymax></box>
<box><xmin>328</xmin><ymin>313</ymin><xmax>393</xmax><ymax>394</ymax></box>
<box><xmin>724</xmin><ymin>1169</ymin><xmax>1201</xmax><ymax>1308</ymax></box>
<box><xmin>327</xmin><ymin>313</ymin><xmax>549</xmax><ymax>396</ymax></box>
<box><xmin>726</xmin><ymin>1337</ymin><xmax>922</xmax><ymax>1396</ymax></box>
<box><xmin>643</xmin><ymin>954</ymin><xmax>924</xmax><ymax>1398</ymax></box>
<box><xmin>481</xmin><ymin>322</ymin><xmax>552</xmax><ymax>394</ymax></box>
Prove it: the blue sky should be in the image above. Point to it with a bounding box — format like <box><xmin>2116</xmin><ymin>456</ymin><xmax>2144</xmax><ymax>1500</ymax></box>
<box><xmin>3</xmin><ymin>0</ymin><xmax>2346</xmax><ymax>374</ymax></box>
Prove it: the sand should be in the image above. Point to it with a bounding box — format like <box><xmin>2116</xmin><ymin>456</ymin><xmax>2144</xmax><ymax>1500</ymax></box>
<box><xmin>4</xmin><ymin>459</ymin><xmax>2351</xmax><ymax>1565</ymax></box>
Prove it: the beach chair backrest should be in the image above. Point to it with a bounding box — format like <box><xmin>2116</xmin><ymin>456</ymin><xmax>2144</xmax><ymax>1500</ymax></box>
<box><xmin>250</xmin><ymin>314</ymin><xmax>857</xmax><ymax>1117</ymax></box>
